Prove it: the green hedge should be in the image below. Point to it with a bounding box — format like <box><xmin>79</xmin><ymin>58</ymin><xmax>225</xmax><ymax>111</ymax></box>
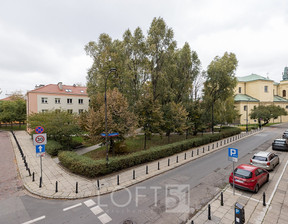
<box><xmin>46</xmin><ymin>140</ymin><xmax>63</xmax><ymax>156</ymax></box>
<box><xmin>58</xmin><ymin>127</ymin><xmax>241</xmax><ymax>178</ymax></box>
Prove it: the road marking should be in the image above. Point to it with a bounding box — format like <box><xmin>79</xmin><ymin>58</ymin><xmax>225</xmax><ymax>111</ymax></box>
<box><xmin>22</xmin><ymin>216</ymin><xmax>45</xmax><ymax>224</ymax></box>
<box><xmin>98</xmin><ymin>213</ymin><xmax>112</xmax><ymax>224</ymax></box>
<box><xmin>226</xmin><ymin>190</ymin><xmax>265</xmax><ymax>204</ymax></box>
<box><xmin>90</xmin><ymin>205</ymin><xmax>103</xmax><ymax>215</ymax></box>
<box><xmin>254</xmin><ymin>159</ymin><xmax>288</xmax><ymax>224</ymax></box>
<box><xmin>84</xmin><ymin>199</ymin><xmax>96</xmax><ymax>207</ymax></box>
<box><xmin>63</xmin><ymin>203</ymin><xmax>82</xmax><ymax>211</ymax></box>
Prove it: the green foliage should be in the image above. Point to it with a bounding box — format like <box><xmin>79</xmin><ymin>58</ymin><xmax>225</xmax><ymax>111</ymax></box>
<box><xmin>250</xmin><ymin>105</ymin><xmax>287</xmax><ymax>126</ymax></box>
<box><xmin>46</xmin><ymin>140</ymin><xmax>63</xmax><ymax>156</ymax></box>
<box><xmin>59</xmin><ymin>127</ymin><xmax>241</xmax><ymax>178</ymax></box>
<box><xmin>28</xmin><ymin>110</ymin><xmax>80</xmax><ymax>148</ymax></box>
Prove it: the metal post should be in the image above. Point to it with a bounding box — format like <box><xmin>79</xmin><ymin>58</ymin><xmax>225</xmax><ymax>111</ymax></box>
<box><xmin>208</xmin><ymin>204</ymin><xmax>211</xmax><ymax>220</ymax></box>
<box><xmin>27</xmin><ymin>168</ymin><xmax>31</xmax><ymax>176</ymax></box>
<box><xmin>32</xmin><ymin>172</ymin><xmax>35</xmax><ymax>182</ymax></box>
<box><xmin>184</xmin><ymin>153</ymin><xmax>186</xmax><ymax>160</ymax></box>
<box><xmin>146</xmin><ymin>165</ymin><xmax>148</xmax><ymax>174</ymax></box>
<box><xmin>97</xmin><ymin>179</ymin><xmax>100</xmax><ymax>189</ymax></box>
<box><xmin>117</xmin><ymin>175</ymin><xmax>120</xmax><ymax>185</ymax></box>
<box><xmin>176</xmin><ymin>156</ymin><xmax>178</xmax><ymax>163</ymax></box>
<box><xmin>40</xmin><ymin>156</ymin><xmax>43</xmax><ymax>183</ymax></box>
<box><xmin>233</xmin><ymin>161</ymin><xmax>235</xmax><ymax>195</ymax></box>
<box><xmin>221</xmin><ymin>192</ymin><xmax>224</xmax><ymax>206</ymax></box>
<box><xmin>168</xmin><ymin>159</ymin><xmax>170</xmax><ymax>166</ymax></box>
<box><xmin>55</xmin><ymin>181</ymin><xmax>58</xmax><ymax>193</ymax></box>
<box><xmin>158</xmin><ymin>161</ymin><xmax>160</xmax><ymax>170</ymax></box>
<box><xmin>197</xmin><ymin>149</ymin><xmax>199</xmax><ymax>155</ymax></box>
<box><xmin>203</xmin><ymin>147</ymin><xmax>204</xmax><ymax>153</ymax></box>
<box><xmin>263</xmin><ymin>192</ymin><xmax>266</xmax><ymax>206</ymax></box>
<box><xmin>191</xmin><ymin>150</ymin><xmax>193</xmax><ymax>157</ymax></box>
<box><xmin>76</xmin><ymin>182</ymin><xmax>78</xmax><ymax>193</ymax></box>
<box><xmin>39</xmin><ymin>177</ymin><xmax>42</xmax><ymax>188</ymax></box>
<box><xmin>133</xmin><ymin>170</ymin><xmax>135</xmax><ymax>179</ymax></box>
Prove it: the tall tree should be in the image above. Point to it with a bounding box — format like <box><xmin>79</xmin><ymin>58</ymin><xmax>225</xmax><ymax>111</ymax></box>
<box><xmin>203</xmin><ymin>52</ymin><xmax>238</xmax><ymax>133</ymax></box>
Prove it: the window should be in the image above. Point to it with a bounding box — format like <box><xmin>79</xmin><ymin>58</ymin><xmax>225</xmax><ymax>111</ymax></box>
<box><xmin>244</xmin><ymin>105</ymin><xmax>247</xmax><ymax>111</ymax></box>
<box><xmin>67</xmin><ymin>109</ymin><xmax>73</xmax><ymax>114</ymax></box>
<box><xmin>55</xmin><ymin>98</ymin><xmax>61</xmax><ymax>104</ymax></box>
<box><xmin>67</xmin><ymin>98</ymin><xmax>72</xmax><ymax>104</ymax></box>
<box><xmin>283</xmin><ymin>90</ymin><xmax>286</xmax><ymax>97</ymax></box>
<box><xmin>79</xmin><ymin>109</ymin><xmax>84</xmax><ymax>114</ymax></box>
<box><xmin>78</xmin><ymin>99</ymin><xmax>83</xmax><ymax>104</ymax></box>
<box><xmin>238</xmin><ymin>87</ymin><xmax>241</xmax><ymax>93</ymax></box>
<box><xmin>41</xmin><ymin>97</ymin><xmax>48</xmax><ymax>104</ymax></box>
<box><xmin>264</xmin><ymin>86</ymin><xmax>268</xmax><ymax>93</ymax></box>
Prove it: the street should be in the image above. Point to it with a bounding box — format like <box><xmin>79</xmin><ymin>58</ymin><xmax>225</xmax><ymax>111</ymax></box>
<box><xmin>0</xmin><ymin>124</ymin><xmax>286</xmax><ymax>224</ymax></box>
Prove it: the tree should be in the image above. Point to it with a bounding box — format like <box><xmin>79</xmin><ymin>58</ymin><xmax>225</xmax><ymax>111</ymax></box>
<box><xmin>203</xmin><ymin>52</ymin><xmax>238</xmax><ymax>133</ymax></box>
<box><xmin>250</xmin><ymin>105</ymin><xmax>287</xmax><ymax>127</ymax></box>
<box><xmin>84</xmin><ymin>88</ymin><xmax>137</xmax><ymax>145</ymax></box>
<box><xmin>28</xmin><ymin>110</ymin><xmax>80</xmax><ymax>148</ymax></box>
<box><xmin>161</xmin><ymin>102</ymin><xmax>188</xmax><ymax>143</ymax></box>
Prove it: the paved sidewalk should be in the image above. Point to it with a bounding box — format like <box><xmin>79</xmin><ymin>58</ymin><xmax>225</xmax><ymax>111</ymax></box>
<box><xmin>10</xmin><ymin>129</ymin><xmax>260</xmax><ymax>200</ymax></box>
<box><xmin>187</xmin><ymin>146</ymin><xmax>288</xmax><ymax>224</ymax></box>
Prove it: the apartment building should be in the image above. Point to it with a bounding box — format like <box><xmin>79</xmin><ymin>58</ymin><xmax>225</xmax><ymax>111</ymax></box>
<box><xmin>234</xmin><ymin>67</ymin><xmax>288</xmax><ymax>125</ymax></box>
<box><xmin>27</xmin><ymin>82</ymin><xmax>89</xmax><ymax>116</ymax></box>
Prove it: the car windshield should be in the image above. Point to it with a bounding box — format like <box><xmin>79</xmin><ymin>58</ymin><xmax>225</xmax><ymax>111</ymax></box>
<box><xmin>234</xmin><ymin>168</ymin><xmax>252</xmax><ymax>179</ymax></box>
<box><xmin>252</xmin><ymin>156</ymin><xmax>267</xmax><ymax>161</ymax></box>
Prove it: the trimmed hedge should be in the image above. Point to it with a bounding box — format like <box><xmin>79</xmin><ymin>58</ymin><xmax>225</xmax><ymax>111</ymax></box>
<box><xmin>58</xmin><ymin>127</ymin><xmax>241</xmax><ymax>178</ymax></box>
<box><xmin>46</xmin><ymin>140</ymin><xmax>63</xmax><ymax>156</ymax></box>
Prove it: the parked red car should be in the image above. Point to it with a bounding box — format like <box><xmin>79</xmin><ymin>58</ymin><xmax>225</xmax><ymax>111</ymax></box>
<box><xmin>229</xmin><ymin>164</ymin><xmax>269</xmax><ymax>193</ymax></box>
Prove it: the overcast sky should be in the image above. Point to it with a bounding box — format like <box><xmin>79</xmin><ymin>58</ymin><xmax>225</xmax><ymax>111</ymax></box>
<box><xmin>1</xmin><ymin>0</ymin><xmax>288</xmax><ymax>99</ymax></box>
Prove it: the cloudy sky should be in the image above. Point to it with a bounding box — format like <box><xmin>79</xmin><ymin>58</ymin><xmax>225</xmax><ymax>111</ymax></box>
<box><xmin>1</xmin><ymin>0</ymin><xmax>288</xmax><ymax>99</ymax></box>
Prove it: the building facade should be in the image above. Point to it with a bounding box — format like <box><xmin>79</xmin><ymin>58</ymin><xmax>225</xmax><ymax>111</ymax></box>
<box><xmin>234</xmin><ymin>67</ymin><xmax>288</xmax><ymax>125</ymax></box>
<box><xmin>27</xmin><ymin>82</ymin><xmax>89</xmax><ymax>116</ymax></box>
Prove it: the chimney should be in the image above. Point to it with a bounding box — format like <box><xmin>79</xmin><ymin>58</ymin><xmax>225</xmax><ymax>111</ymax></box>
<box><xmin>57</xmin><ymin>82</ymin><xmax>63</xmax><ymax>90</ymax></box>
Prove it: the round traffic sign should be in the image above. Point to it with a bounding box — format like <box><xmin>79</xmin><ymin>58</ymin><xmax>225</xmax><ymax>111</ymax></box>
<box><xmin>35</xmin><ymin>126</ymin><xmax>44</xmax><ymax>134</ymax></box>
<box><xmin>35</xmin><ymin>135</ymin><xmax>45</xmax><ymax>144</ymax></box>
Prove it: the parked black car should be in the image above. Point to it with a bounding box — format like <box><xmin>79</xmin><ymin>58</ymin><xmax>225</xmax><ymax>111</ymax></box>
<box><xmin>272</xmin><ymin>139</ymin><xmax>288</xmax><ymax>151</ymax></box>
<box><xmin>282</xmin><ymin>130</ymin><xmax>288</xmax><ymax>139</ymax></box>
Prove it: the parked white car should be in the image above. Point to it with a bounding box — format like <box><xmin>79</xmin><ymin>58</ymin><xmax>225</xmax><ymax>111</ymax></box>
<box><xmin>250</xmin><ymin>151</ymin><xmax>279</xmax><ymax>171</ymax></box>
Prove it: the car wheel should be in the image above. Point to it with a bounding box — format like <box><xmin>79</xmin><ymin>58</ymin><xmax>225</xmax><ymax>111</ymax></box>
<box><xmin>254</xmin><ymin>184</ymin><xmax>259</xmax><ymax>193</ymax></box>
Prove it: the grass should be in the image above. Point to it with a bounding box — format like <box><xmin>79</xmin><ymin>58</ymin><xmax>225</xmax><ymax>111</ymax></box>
<box><xmin>84</xmin><ymin>133</ymin><xmax>200</xmax><ymax>160</ymax></box>
<box><xmin>0</xmin><ymin>124</ymin><xmax>27</xmax><ymax>131</ymax></box>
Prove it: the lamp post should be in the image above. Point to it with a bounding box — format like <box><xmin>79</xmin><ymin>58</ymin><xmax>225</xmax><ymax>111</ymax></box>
<box><xmin>104</xmin><ymin>68</ymin><xmax>117</xmax><ymax>166</ymax></box>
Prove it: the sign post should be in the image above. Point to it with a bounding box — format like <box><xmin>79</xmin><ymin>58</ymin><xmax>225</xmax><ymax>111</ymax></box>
<box><xmin>228</xmin><ymin>147</ymin><xmax>238</xmax><ymax>195</ymax></box>
<box><xmin>34</xmin><ymin>126</ymin><xmax>46</xmax><ymax>186</ymax></box>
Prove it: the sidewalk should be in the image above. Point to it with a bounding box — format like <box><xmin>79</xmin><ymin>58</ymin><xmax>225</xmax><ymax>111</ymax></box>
<box><xmin>188</xmin><ymin>146</ymin><xmax>288</xmax><ymax>224</ymax></box>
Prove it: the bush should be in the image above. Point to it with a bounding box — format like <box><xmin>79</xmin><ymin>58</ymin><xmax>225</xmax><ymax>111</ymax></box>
<box><xmin>46</xmin><ymin>140</ymin><xmax>63</xmax><ymax>156</ymax></box>
<box><xmin>58</xmin><ymin>127</ymin><xmax>241</xmax><ymax>178</ymax></box>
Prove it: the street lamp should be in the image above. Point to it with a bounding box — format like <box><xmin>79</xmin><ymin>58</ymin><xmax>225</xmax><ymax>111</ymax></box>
<box><xmin>104</xmin><ymin>68</ymin><xmax>117</xmax><ymax>166</ymax></box>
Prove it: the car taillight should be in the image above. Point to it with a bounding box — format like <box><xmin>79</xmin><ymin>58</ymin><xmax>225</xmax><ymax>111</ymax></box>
<box><xmin>246</xmin><ymin>179</ymin><xmax>255</xmax><ymax>183</ymax></box>
<box><xmin>267</xmin><ymin>162</ymin><xmax>270</xmax><ymax>166</ymax></box>
<box><xmin>250</xmin><ymin>159</ymin><xmax>252</xmax><ymax>163</ymax></box>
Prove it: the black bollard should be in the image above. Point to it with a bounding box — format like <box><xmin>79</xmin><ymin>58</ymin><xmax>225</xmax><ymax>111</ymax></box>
<box><xmin>27</xmin><ymin>168</ymin><xmax>31</xmax><ymax>176</ymax></box>
<box><xmin>133</xmin><ymin>170</ymin><xmax>136</xmax><ymax>179</ymax></box>
<box><xmin>191</xmin><ymin>221</ymin><xmax>194</xmax><ymax>224</ymax></box>
<box><xmin>158</xmin><ymin>161</ymin><xmax>160</xmax><ymax>170</ymax></box>
<box><xmin>117</xmin><ymin>175</ymin><xmax>120</xmax><ymax>185</ymax></box>
<box><xmin>217</xmin><ymin>142</ymin><xmax>218</xmax><ymax>147</ymax></box>
<box><xmin>184</xmin><ymin>153</ymin><xmax>186</xmax><ymax>160</ymax></box>
<box><xmin>32</xmin><ymin>172</ymin><xmax>35</xmax><ymax>182</ymax></box>
<box><xmin>208</xmin><ymin>204</ymin><xmax>211</xmax><ymax>220</ymax></box>
<box><xmin>39</xmin><ymin>177</ymin><xmax>42</xmax><ymax>188</ymax></box>
<box><xmin>55</xmin><ymin>181</ymin><xmax>58</xmax><ymax>193</ymax></box>
<box><xmin>203</xmin><ymin>147</ymin><xmax>205</xmax><ymax>153</ymax></box>
<box><xmin>176</xmin><ymin>156</ymin><xmax>178</xmax><ymax>163</ymax></box>
<box><xmin>97</xmin><ymin>179</ymin><xmax>100</xmax><ymax>189</ymax></box>
<box><xmin>197</xmin><ymin>148</ymin><xmax>199</xmax><ymax>155</ymax></box>
<box><xmin>191</xmin><ymin>150</ymin><xmax>193</xmax><ymax>157</ymax></box>
<box><xmin>76</xmin><ymin>182</ymin><xmax>78</xmax><ymax>193</ymax></box>
<box><xmin>221</xmin><ymin>192</ymin><xmax>224</xmax><ymax>206</ymax></box>
<box><xmin>263</xmin><ymin>192</ymin><xmax>266</xmax><ymax>206</ymax></box>
<box><xmin>146</xmin><ymin>165</ymin><xmax>148</xmax><ymax>174</ymax></box>
<box><xmin>168</xmin><ymin>159</ymin><xmax>170</xmax><ymax>166</ymax></box>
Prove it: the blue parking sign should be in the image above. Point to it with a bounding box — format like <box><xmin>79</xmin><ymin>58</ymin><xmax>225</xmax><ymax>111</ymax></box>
<box><xmin>228</xmin><ymin>148</ymin><xmax>238</xmax><ymax>158</ymax></box>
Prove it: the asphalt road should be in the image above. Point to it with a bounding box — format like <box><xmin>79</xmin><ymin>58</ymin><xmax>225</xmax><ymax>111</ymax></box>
<box><xmin>0</xmin><ymin>124</ymin><xmax>286</xmax><ymax>224</ymax></box>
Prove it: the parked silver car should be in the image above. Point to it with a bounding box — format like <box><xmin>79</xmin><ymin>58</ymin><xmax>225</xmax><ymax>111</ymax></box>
<box><xmin>250</xmin><ymin>151</ymin><xmax>279</xmax><ymax>171</ymax></box>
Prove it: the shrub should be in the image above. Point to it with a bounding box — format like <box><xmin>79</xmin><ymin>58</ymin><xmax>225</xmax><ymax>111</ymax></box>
<box><xmin>46</xmin><ymin>140</ymin><xmax>63</xmax><ymax>156</ymax></box>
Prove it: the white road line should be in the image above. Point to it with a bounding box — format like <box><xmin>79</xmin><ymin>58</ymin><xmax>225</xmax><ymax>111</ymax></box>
<box><xmin>254</xmin><ymin>159</ymin><xmax>288</xmax><ymax>224</ymax></box>
<box><xmin>98</xmin><ymin>213</ymin><xmax>112</xmax><ymax>224</ymax></box>
<box><xmin>226</xmin><ymin>190</ymin><xmax>265</xmax><ymax>204</ymax></box>
<box><xmin>22</xmin><ymin>216</ymin><xmax>46</xmax><ymax>224</ymax></box>
<box><xmin>90</xmin><ymin>205</ymin><xmax>103</xmax><ymax>215</ymax></box>
<box><xmin>63</xmin><ymin>203</ymin><xmax>82</xmax><ymax>211</ymax></box>
<box><xmin>84</xmin><ymin>199</ymin><xmax>96</xmax><ymax>207</ymax></box>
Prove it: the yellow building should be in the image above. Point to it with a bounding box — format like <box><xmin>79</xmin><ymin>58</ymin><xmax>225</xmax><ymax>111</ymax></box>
<box><xmin>235</xmin><ymin>68</ymin><xmax>288</xmax><ymax>125</ymax></box>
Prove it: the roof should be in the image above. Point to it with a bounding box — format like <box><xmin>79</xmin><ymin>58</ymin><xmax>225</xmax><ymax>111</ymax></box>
<box><xmin>28</xmin><ymin>84</ymin><xmax>88</xmax><ymax>96</ymax></box>
<box><xmin>274</xmin><ymin>95</ymin><xmax>288</xmax><ymax>102</ymax></box>
<box><xmin>237</xmin><ymin>164</ymin><xmax>258</xmax><ymax>171</ymax></box>
<box><xmin>0</xmin><ymin>96</ymin><xmax>13</xmax><ymax>101</ymax></box>
<box><xmin>237</xmin><ymin>74</ymin><xmax>273</xmax><ymax>82</ymax></box>
<box><xmin>234</xmin><ymin>94</ymin><xmax>259</xmax><ymax>102</ymax></box>
<box><xmin>254</xmin><ymin>151</ymin><xmax>271</xmax><ymax>157</ymax></box>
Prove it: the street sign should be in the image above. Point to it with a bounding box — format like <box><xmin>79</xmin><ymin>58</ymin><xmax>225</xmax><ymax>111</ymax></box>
<box><xmin>36</xmin><ymin>145</ymin><xmax>45</xmax><ymax>157</ymax></box>
<box><xmin>228</xmin><ymin>148</ymin><xmax>238</xmax><ymax>158</ymax></box>
<box><xmin>35</xmin><ymin>126</ymin><xmax>44</xmax><ymax>134</ymax></box>
<box><xmin>33</xmin><ymin>133</ymin><xmax>47</xmax><ymax>145</ymax></box>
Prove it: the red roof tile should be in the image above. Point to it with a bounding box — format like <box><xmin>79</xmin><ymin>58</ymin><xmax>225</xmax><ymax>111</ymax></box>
<box><xmin>28</xmin><ymin>84</ymin><xmax>88</xmax><ymax>95</ymax></box>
